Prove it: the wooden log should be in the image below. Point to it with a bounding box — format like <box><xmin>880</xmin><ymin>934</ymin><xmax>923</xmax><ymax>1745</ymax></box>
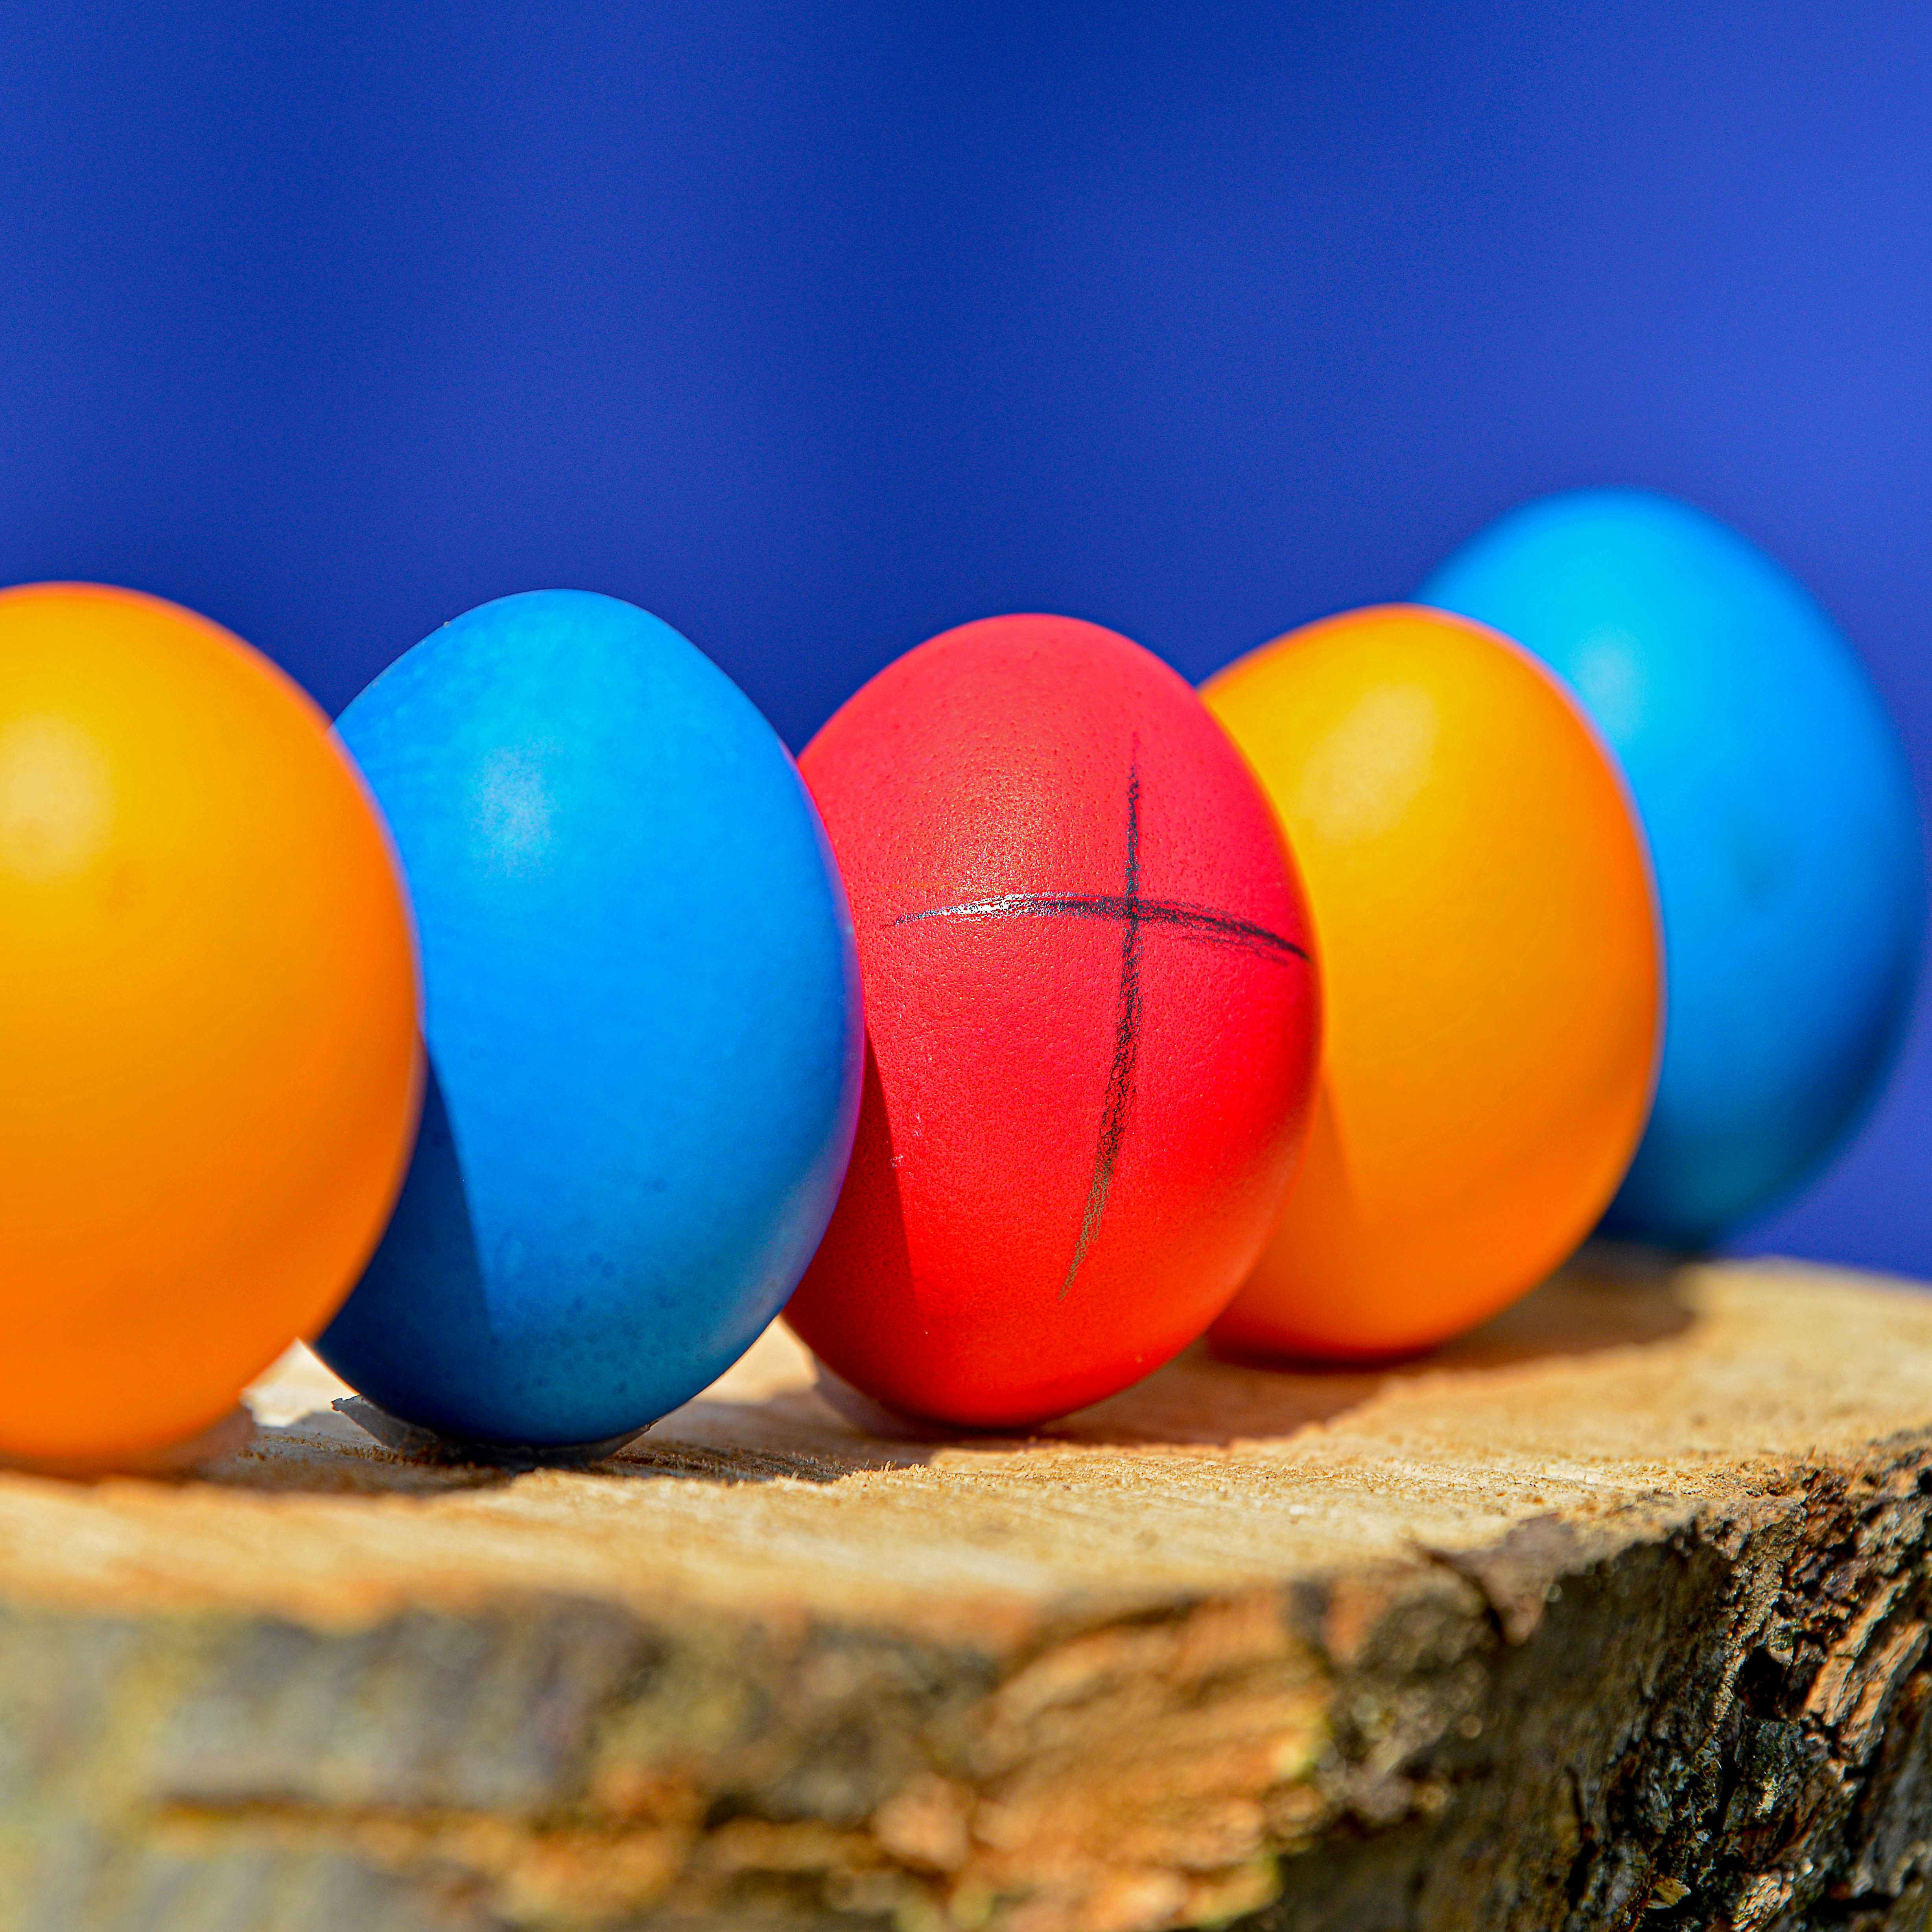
<box><xmin>2</xmin><ymin>1246</ymin><xmax>1932</xmax><ymax>1932</ymax></box>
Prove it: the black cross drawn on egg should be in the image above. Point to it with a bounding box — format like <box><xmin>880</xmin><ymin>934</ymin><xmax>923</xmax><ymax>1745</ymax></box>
<box><xmin>894</xmin><ymin>750</ymin><xmax>1309</xmax><ymax>1297</ymax></box>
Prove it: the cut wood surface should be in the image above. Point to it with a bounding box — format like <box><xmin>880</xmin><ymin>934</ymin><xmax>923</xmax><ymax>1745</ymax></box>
<box><xmin>5</xmin><ymin>1248</ymin><xmax>1932</xmax><ymax>1932</ymax></box>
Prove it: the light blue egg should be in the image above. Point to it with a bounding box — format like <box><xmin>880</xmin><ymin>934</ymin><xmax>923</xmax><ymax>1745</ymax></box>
<box><xmin>1420</xmin><ymin>490</ymin><xmax>1922</xmax><ymax>1248</ymax></box>
<box><xmin>319</xmin><ymin>590</ymin><xmax>862</xmax><ymax>1446</ymax></box>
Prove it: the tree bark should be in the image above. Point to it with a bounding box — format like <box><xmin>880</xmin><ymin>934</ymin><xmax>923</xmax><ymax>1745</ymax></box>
<box><xmin>2</xmin><ymin>1248</ymin><xmax>1931</xmax><ymax>1932</ymax></box>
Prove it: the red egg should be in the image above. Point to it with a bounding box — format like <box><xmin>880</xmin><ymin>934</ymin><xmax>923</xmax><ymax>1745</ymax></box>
<box><xmin>787</xmin><ymin>614</ymin><xmax>1320</xmax><ymax>1426</ymax></box>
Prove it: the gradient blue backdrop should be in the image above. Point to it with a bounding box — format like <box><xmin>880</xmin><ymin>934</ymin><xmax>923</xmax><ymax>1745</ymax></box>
<box><xmin>4</xmin><ymin>1</ymin><xmax>1928</xmax><ymax>1272</ymax></box>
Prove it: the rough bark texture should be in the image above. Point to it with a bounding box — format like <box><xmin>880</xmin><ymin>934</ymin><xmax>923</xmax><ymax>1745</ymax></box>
<box><xmin>3</xmin><ymin>1249</ymin><xmax>1932</xmax><ymax>1932</ymax></box>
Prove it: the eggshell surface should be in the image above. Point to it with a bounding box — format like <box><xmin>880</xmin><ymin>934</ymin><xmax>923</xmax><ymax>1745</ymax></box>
<box><xmin>0</xmin><ymin>583</ymin><xmax>421</xmax><ymax>1462</ymax></box>
<box><xmin>319</xmin><ymin>590</ymin><xmax>862</xmax><ymax>1447</ymax></box>
<box><xmin>1420</xmin><ymin>490</ymin><xmax>1922</xmax><ymax>1246</ymax></box>
<box><xmin>786</xmin><ymin>614</ymin><xmax>1320</xmax><ymax>1427</ymax></box>
<box><xmin>1204</xmin><ymin>604</ymin><xmax>1661</xmax><ymax>1361</ymax></box>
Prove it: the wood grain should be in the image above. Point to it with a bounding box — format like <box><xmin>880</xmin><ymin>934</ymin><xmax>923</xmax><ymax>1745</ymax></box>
<box><xmin>3</xmin><ymin>1246</ymin><xmax>1932</xmax><ymax>1931</ymax></box>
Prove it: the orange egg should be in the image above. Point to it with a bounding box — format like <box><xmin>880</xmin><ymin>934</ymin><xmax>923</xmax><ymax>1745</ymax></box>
<box><xmin>1203</xmin><ymin>604</ymin><xmax>1660</xmax><ymax>1360</ymax></box>
<box><xmin>0</xmin><ymin>583</ymin><xmax>421</xmax><ymax>1461</ymax></box>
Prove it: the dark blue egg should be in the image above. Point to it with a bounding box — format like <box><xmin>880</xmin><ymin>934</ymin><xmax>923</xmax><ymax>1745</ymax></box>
<box><xmin>319</xmin><ymin>590</ymin><xmax>861</xmax><ymax>1446</ymax></box>
<box><xmin>1421</xmin><ymin>490</ymin><xmax>1922</xmax><ymax>1248</ymax></box>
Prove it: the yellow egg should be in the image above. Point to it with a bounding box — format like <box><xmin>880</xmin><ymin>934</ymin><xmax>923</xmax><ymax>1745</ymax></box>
<box><xmin>1204</xmin><ymin>603</ymin><xmax>1661</xmax><ymax>1359</ymax></box>
<box><xmin>0</xmin><ymin>584</ymin><xmax>421</xmax><ymax>1462</ymax></box>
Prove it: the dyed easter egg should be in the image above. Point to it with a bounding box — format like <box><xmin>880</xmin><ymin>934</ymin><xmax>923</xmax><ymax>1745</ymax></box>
<box><xmin>0</xmin><ymin>583</ymin><xmax>420</xmax><ymax>1463</ymax></box>
<box><xmin>1204</xmin><ymin>605</ymin><xmax>1660</xmax><ymax>1361</ymax></box>
<box><xmin>785</xmin><ymin>614</ymin><xmax>1320</xmax><ymax>1427</ymax></box>
<box><xmin>319</xmin><ymin>590</ymin><xmax>861</xmax><ymax>1448</ymax></box>
<box><xmin>1421</xmin><ymin>490</ymin><xmax>1923</xmax><ymax>1246</ymax></box>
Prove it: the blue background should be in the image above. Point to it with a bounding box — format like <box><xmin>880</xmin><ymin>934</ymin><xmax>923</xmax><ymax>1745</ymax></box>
<box><xmin>4</xmin><ymin>1</ymin><xmax>1928</xmax><ymax>1273</ymax></box>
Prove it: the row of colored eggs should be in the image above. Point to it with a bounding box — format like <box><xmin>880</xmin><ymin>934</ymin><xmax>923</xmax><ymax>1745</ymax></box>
<box><xmin>0</xmin><ymin>489</ymin><xmax>1917</xmax><ymax>1463</ymax></box>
